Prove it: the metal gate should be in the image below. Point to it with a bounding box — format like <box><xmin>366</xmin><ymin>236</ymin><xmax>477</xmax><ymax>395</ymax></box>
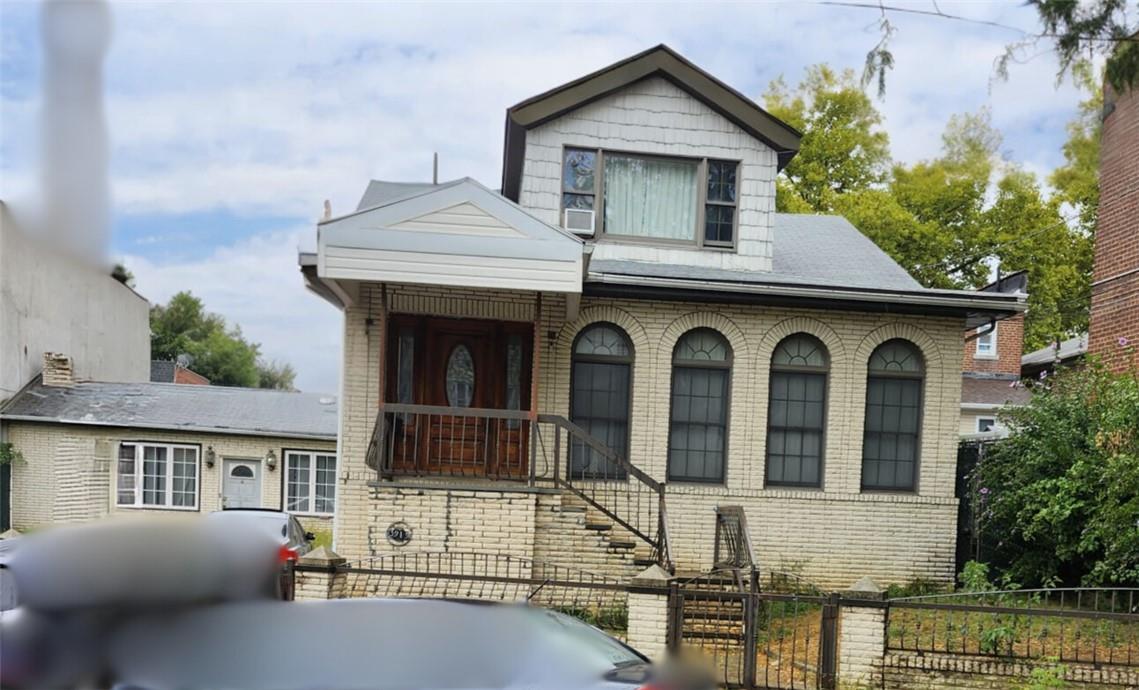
<box><xmin>667</xmin><ymin>569</ymin><xmax>837</xmax><ymax>689</ymax></box>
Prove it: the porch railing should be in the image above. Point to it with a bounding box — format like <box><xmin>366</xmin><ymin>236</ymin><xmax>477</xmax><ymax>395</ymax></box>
<box><xmin>366</xmin><ymin>404</ymin><xmax>672</xmax><ymax>572</ymax></box>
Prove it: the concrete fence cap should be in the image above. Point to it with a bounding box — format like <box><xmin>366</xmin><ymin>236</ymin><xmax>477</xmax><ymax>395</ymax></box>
<box><xmin>631</xmin><ymin>564</ymin><xmax>672</xmax><ymax>586</ymax></box>
<box><xmin>298</xmin><ymin>546</ymin><xmax>346</xmax><ymax>567</ymax></box>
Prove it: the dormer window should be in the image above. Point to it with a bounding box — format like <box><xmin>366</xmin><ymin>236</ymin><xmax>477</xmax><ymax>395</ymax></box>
<box><xmin>562</xmin><ymin>147</ymin><xmax>738</xmax><ymax>249</ymax></box>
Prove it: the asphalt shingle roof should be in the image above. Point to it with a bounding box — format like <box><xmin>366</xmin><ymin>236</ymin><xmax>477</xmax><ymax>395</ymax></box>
<box><xmin>1</xmin><ymin>380</ymin><xmax>338</xmax><ymax>440</ymax></box>
<box><xmin>961</xmin><ymin>376</ymin><xmax>1032</xmax><ymax>407</ymax></box>
<box><xmin>589</xmin><ymin>213</ymin><xmax>925</xmax><ymax>292</ymax></box>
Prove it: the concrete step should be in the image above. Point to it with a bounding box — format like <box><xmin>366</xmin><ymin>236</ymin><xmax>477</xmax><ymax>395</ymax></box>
<box><xmin>584</xmin><ymin>522</ymin><xmax>612</xmax><ymax>531</ymax></box>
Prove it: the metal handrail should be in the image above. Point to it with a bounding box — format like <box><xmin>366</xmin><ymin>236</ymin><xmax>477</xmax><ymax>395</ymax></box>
<box><xmin>366</xmin><ymin>405</ymin><xmax>665</xmax><ymax>573</ymax></box>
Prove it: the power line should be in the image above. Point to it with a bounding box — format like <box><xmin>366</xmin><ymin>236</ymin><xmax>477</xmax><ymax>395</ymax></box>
<box><xmin>817</xmin><ymin>1</ymin><xmax>1139</xmax><ymax>43</ymax></box>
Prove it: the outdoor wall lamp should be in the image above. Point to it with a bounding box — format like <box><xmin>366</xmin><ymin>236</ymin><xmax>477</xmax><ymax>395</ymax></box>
<box><xmin>205</xmin><ymin>446</ymin><xmax>216</xmax><ymax>468</ymax></box>
<box><xmin>265</xmin><ymin>449</ymin><xmax>277</xmax><ymax>471</ymax></box>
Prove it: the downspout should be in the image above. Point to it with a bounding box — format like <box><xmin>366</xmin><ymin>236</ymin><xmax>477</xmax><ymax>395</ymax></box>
<box><xmin>964</xmin><ymin>318</ymin><xmax>997</xmax><ymax>343</ymax></box>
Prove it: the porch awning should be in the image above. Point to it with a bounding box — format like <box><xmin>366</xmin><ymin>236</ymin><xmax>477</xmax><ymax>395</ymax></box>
<box><xmin>316</xmin><ymin>178</ymin><xmax>584</xmax><ymax>294</ymax></box>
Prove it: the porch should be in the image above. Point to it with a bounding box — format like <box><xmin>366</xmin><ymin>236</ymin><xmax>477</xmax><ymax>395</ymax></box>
<box><xmin>362</xmin><ymin>309</ymin><xmax>670</xmax><ymax>571</ymax></box>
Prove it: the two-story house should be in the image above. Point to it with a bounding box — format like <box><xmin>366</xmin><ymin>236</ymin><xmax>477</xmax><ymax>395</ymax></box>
<box><xmin>300</xmin><ymin>45</ymin><xmax>1025</xmax><ymax>588</ymax></box>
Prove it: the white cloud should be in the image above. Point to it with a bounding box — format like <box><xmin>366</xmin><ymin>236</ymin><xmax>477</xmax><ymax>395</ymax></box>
<box><xmin>5</xmin><ymin>0</ymin><xmax>1095</xmax><ymax>389</ymax></box>
<box><xmin>123</xmin><ymin>226</ymin><xmax>342</xmax><ymax>395</ymax></box>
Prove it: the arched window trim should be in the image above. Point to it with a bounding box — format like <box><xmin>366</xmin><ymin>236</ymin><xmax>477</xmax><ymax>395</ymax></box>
<box><xmin>569</xmin><ymin>323</ymin><xmax>634</xmax><ymax>479</ymax></box>
<box><xmin>667</xmin><ymin>328</ymin><xmax>732</xmax><ymax>484</ymax></box>
<box><xmin>672</xmin><ymin>327</ymin><xmax>734</xmax><ymax>368</ymax></box>
<box><xmin>771</xmin><ymin>333</ymin><xmax>830</xmax><ymax>373</ymax></box>
<box><xmin>861</xmin><ymin>338</ymin><xmax>925</xmax><ymax>493</ymax></box>
<box><xmin>765</xmin><ymin>334</ymin><xmax>830</xmax><ymax>489</ymax></box>
<box><xmin>867</xmin><ymin>338</ymin><xmax>926</xmax><ymax>377</ymax></box>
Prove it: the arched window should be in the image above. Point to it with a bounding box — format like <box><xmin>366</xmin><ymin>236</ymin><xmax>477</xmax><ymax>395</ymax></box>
<box><xmin>766</xmin><ymin>334</ymin><xmax>829</xmax><ymax>488</ymax></box>
<box><xmin>862</xmin><ymin>339</ymin><xmax>924</xmax><ymax>491</ymax></box>
<box><xmin>668</xmin><ymin>329</ymin><xmax>731</xmax><ymax>483</ymax></box>
<box><xmin>570</xmin><ymin>323</ymin><xmax>633</xmax><ymax>479</ymax></box>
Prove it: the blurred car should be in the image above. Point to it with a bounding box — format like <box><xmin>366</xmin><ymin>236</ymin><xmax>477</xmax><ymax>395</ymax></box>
<box><xmin>106</xmin><ymin>598</ymin><xmax>664</xmax><ymax>690</ymax></box>
<box><xmin>207</xmin><ymin>508</ymin><xmax>315</xmax><ymax>599</ymax></box>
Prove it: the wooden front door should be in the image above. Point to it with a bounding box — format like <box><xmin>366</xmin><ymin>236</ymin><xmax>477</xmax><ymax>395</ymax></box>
<box><xmin>386</xmin><ymin>316</ymin><xmax>531</xmax><ymax>477</ymax></box>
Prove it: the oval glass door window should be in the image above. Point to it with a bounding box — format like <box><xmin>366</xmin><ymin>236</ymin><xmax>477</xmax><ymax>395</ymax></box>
<box><xmin>446</xmin><ymin>345</ymin><xmax>475</xmax><ymax>407</ymax></box>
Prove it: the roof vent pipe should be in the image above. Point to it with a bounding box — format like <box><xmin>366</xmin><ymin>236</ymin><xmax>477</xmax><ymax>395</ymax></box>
<box><xmin>433</xmin><ymin>152</ymin><xmax>438</xmax><ymax>185</ymax></box>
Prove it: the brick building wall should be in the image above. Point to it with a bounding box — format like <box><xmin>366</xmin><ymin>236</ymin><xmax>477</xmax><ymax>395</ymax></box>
<box><xmin>1088</xmin><ymin>81</ymin><xmax>1139</xmax><ymax>372</ymax></box>
<box><xmin>335</xmin><ymin>283</ymin><xmax>965</xmax><ymax>589</ymax></box>
<box><xmin>6</xmin><ymin>422</ymin><xmax>335</xmax><ymax>533</ymax></box>
<box><xmin>961</xmin><ymin>313</ymin><xmax>1024</xmax><ymax>376</ymax></box>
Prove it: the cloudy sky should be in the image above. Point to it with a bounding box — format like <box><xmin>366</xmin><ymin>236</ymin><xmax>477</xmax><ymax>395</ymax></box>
<box><xmin>0</xmin><ymin>1</ymin><xmax>1088</xmax><ymax>394</ymax></box>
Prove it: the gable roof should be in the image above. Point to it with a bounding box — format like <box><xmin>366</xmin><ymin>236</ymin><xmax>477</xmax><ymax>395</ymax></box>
<box><xmin>1</xmin><ymin>379</ymin><xmax>338</xmax><ymax>440</ymax></box>
<box><xmin>316</xmin><ymin>177</ymin><xmax>583</xmax><ymax>294</ymax></box>
<box><xmin>500</xmin><ymin>44</ymin><xmax>802</xmax><ymax>201</ymax></box>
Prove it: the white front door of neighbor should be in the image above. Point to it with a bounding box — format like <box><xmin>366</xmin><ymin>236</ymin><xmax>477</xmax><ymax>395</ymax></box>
<box><xmin>222</xmin><ymin>459</ymin><xmax>262</xmax><ymax>509</ymax></box>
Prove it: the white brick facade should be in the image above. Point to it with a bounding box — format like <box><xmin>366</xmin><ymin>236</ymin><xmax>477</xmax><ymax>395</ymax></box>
<box><xmin>334</xmin><ymin>283</ymin><xmax>963</xmax><ymax>589</ymax></box>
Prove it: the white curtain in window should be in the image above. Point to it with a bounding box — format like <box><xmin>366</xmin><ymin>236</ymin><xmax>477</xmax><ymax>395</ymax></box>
<box><xmin>604</xmin><ymin>155</ymin><xmax>697</xmax><ymax>240</ymax></box>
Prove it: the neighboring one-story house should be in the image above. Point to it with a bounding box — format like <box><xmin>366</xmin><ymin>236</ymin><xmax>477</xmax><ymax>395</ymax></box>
<box><xmin>299</xmin><ymin>45</ymin><xmax>1025</xmax><ymax>588</ymax></box>
<box><xmin>0</xmin><ymin>357</ymin><xmax>338</xmax><ymax>534</ymax></box>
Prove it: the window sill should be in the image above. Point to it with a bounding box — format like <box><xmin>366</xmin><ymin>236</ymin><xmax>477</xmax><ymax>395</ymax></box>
<box><xmin>117</xmin><ymin>503</ymin><xmax>199</xmax><ymax>512</ymax></box>
<box><xmin>288</xmin><ymin>511</ymin><xmax>335</xmax><ymax>519</ymax></box>
<box><xmin>972</xmin><ymin>353</ymin><xmax>999</xmax><ymax>360</ymax></box>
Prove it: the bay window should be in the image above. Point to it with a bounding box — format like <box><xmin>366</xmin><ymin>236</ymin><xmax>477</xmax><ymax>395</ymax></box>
<box><xmin>117</xmin><ymin>442</ymin><xmax>199</xmax><ymax>509</ymax></box>
<box><xmin>562</xmin><ymin>147</ymin><xmax>738</xmax><ymax>247</ymax></box>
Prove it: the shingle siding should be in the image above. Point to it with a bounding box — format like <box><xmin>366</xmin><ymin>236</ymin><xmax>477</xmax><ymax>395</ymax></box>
<box><xmin>519</xmin><ymin>77</ymin><xmax>777</xmax><ymax>272</ymax></box>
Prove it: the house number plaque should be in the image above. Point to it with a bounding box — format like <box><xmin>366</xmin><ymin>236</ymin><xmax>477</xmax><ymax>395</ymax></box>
<box><xmin>386</xmin><ymin>521</ymin><xmax>412</xmax><ymax>546</ymax></box>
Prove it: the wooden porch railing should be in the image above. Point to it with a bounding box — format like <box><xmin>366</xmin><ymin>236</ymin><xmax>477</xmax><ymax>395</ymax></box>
<box><xmin>366</xmin><ymin>403</ymin><xmax>672</xmax><ymax>572</ymax></box>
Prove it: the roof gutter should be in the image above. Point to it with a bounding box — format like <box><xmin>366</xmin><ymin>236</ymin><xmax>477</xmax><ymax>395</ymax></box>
<box><xmin>587</xmin><ymin>271</ymin><xmax>1027</xmax><ymax>313</ymax></box>
<box><xmin>0</xmin><ymin>414</ymin><xmax>338</xmax><ymax>442</ymax></box>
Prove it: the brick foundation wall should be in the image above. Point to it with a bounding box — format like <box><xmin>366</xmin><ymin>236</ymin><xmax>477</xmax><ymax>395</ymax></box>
<box><xmin>5</xmin><ymin>422</ymin><xmax>335</xmax><ymax>534</ymax></box>
<box><xmin>335</xmin><ymin>284</ymin><xmax>965</xmax><ymax>588</ymax></box>
<box><xmin>1089</xmin><ymin>81</ymin><xmax>1139</xmax><ymax>373</ymax></box>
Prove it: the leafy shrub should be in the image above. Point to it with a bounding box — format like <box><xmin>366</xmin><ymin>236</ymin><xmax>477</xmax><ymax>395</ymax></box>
<box><xmin>973</xmin><ymin>363</ymin><xmax>1139</xmax><ymax>586</ymax></box>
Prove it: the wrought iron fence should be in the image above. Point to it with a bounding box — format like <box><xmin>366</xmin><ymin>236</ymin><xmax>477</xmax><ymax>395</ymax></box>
<box><xmin>887</xmin><ymin>588</ymin><xmax>1139</xmax><ymax>667</ymax></box>
<box><xmin>668</xmin><ymin>569</ymin><xmax>836</xmax><ymax>690</ymax></box>
<box><xmin>326</xmin><ymin>551</ymin><xmax>631</xmax><ymax>637</ymax></box>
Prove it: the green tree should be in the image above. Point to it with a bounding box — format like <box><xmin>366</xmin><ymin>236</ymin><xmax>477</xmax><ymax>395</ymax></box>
<box><xmin>763</xmin><ymin>65</ymin><xmax>891</xmax><ymax>212</ymax></box>
<box><xmin>983</xmin><ymin>171</ymin><xmax>1093</xmax><ymax>349</ymax></box>
<box><xmin>849</xmin><ymin>0</ymin><xmax>1138</xmax><ymax>95</ymax></box>
<box><xmin>150</xmin><ymin>291</ymin><xmax>296</xmax><ymax>390</ymax></box>
<box><xmin>770</xmin><ymin>65</ymin><xmax>1095</xmax><ymax>345</ymax></box>
<box><xmin>975</xmin><ymin>363</ymin><xmax>1139</xmax><ymax>586</ymax></box>
<box><xmin>256</xmin><ymin>360</ymin><xmax>297</xmax><ymax>392</ymax></box>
